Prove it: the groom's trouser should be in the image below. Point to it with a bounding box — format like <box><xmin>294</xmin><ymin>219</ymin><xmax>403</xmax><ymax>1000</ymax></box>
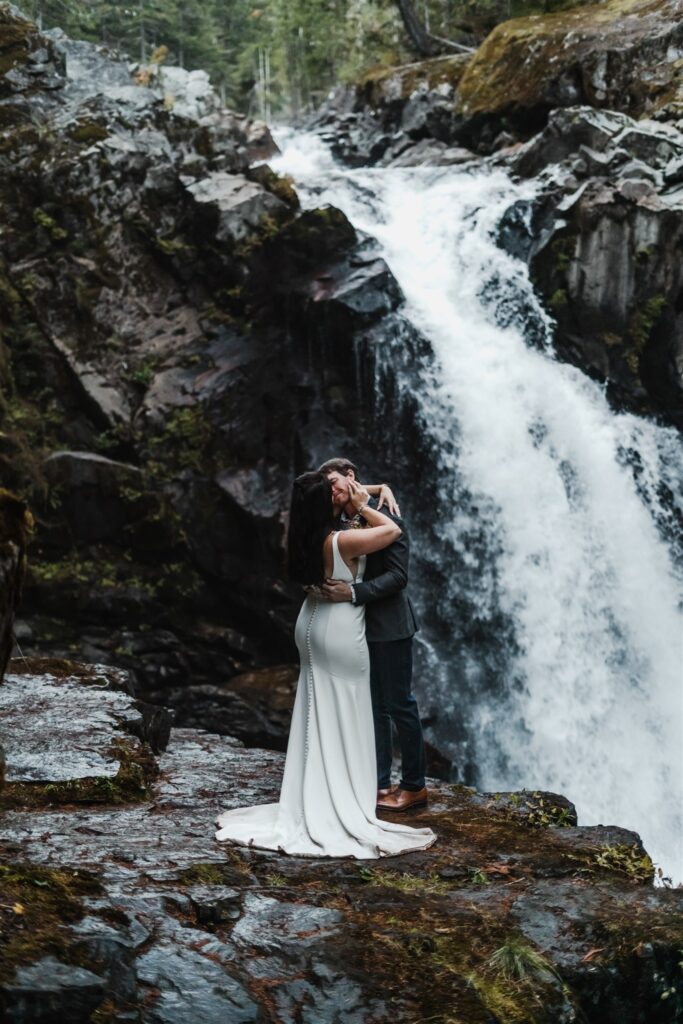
<box><xmin>368</xmin><ymin>637</ymin><xmax>426</xmax><ymax>791</ymax></box>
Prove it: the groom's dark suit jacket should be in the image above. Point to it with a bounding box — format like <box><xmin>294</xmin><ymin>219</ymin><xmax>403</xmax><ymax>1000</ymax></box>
<box><xmin>337</xmin><ymin>497</ymin><xmax>419</xmax><ymax>643</ymax></box>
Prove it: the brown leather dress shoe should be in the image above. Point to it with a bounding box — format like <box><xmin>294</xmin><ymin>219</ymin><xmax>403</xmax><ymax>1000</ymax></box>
<box><xmin>376</xmin><ymin>784</ymin><xmax>398</xmax><ymax>803</ymax></box>
<box><xmin>376</xmin><ymin>786</ymin><xmax>428</xmax><ymax>812</ymax></box>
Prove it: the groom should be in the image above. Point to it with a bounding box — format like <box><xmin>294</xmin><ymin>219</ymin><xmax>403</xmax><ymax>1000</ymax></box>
<box><xmin>316</xmin><ymin>457</ymin><xmax>428</xmax><ymax>812</ymax></box>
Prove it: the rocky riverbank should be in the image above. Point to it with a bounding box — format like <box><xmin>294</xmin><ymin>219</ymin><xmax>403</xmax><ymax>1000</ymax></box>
<box><xmin>1</xmin><ymin>658</ymin><xmax>682</xmax><ymax>1023</ymax></box>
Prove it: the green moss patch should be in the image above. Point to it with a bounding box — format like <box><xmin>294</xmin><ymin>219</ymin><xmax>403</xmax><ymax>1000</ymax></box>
<box><xmin>0</xmin><ymin>857</ymin><xmax>104</xmax><ymax>984</ymax></box>
<box><xmin>339</xmin><ymin>892</ymin><xmax>565</xmax><ymax>1023</ymax></box>
<box><xmin>6</xmin><ymin>655</ymin><xmax>112</xmax><ymax>681</ymax></box>
<box><xmin>456</xmin><ymin>0</ymin><xmax>683</xmax><ymax>121</ymax></box>
<box><xmin>0</xmin><ymin>8</ymin><xmax>39</xmax><ymax>79</ymax></box>
<box><xmin>0</xmin><ymin>736</ymin><xmax>158</xmax><ymax>810</ymax></box>
<box><xmin>175</xmin><ymin>855</ymin><xmax>254</xmax><ymax>886</ymax></box>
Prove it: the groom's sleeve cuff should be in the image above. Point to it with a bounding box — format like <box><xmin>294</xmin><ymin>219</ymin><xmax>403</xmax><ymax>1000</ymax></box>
<box><xmin>350</xmin><ymin>584</ymin><xmax>357</xmax><ymax>605</ymax></box>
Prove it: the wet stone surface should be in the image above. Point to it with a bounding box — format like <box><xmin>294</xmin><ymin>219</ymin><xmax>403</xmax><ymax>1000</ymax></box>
<box><xmin>0</xmin><ymin>671</ymin><xmax>146</xmax><ymax>782</ymax></box>
<box><xmin>0</xmin><ymin>666</ymin><xmax>682</xmax><ymax>1023</ymax></box>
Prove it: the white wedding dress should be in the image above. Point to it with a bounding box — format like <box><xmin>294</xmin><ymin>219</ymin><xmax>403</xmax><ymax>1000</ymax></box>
<box><xmin>214</xmin><ymin>531</ymin><xmax>436</xmax><ymax>858</ymax></box>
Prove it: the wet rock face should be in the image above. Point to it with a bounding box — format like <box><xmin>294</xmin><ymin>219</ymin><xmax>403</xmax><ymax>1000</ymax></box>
<box><xmin>499</xmin><ymin>106</ymin><xmax>683</xmax><ymax>423</ymax></box>
<box><xmin>0</xmin><ymin>7</ymin><xmax>423</xmax><ymax>707</ymax></box>
<box><xmin>0</xmin><ymin>662</ymin><xmax>682</xmax><ymax>1023</ymax></box>
<box><xmin>0</xmin><ymin>490</ymin><xmax>33</xmax><ymax>682</ymax></box>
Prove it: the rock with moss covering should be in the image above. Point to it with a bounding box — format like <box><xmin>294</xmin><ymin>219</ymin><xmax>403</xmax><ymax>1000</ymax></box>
<box><xmin>0</xmin><ymin>657</ymin><xmax>172</xmax><ymax>809</ymax></box>
<box><xmin>0</xmin><ymin>660</ymin><xmax>681</xmax><ymax>1022</ymax></box>
<box><xmin>456</xmin><ymin>0</ymin><xmax>683</xmax><ymax>146</ymax></box>
<box><xmin>313</xmin><ymin>0</ymin><xmax>683</xmax><ymax>161</ymax></box>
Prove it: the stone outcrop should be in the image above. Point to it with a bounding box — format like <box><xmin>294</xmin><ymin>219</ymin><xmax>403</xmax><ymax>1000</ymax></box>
<box><xmin>499</xmin><ymin>106</ymin><xmax>683</xmax><ymax>422</ymax></box>
<box><xmin>1</xmin><ymin>660</ymin><xmax>681</xmax><ymax>1022</ymax></box>
<box><xmin>311</xmin><ymin>54</ymin><xmax>478</xmax><ymax>167</ymax></box>
<box><xmin>456</xmin><ymin>0</ymin><xmax>683</xmax><ymax>140</ymax></box>
<box><xmin>311</xmin><ymin>0</ymin><xmax>683</xmax><ymax>163</ymax></box>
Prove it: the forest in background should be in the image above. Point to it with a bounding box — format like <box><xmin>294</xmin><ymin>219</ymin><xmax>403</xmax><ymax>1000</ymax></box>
<box><xmin>15</xmin><ymin>0</ymin><xmax>592</xmax><ymax>118</ymax></box>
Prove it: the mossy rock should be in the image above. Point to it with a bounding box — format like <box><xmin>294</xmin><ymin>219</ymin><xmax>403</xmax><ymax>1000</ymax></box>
<box><xmin>456</xmin><ymin>0</ymin><xmax>683</xmax><ymax>130</ymax></box>
<box><xmin>0</xmin><ymin>736</ymin><xmax>158</xmax><ymax>810</ymax></box>
<box><xmin>0</xmin><ymin>5</ymin><xmax>39</xmax><ymax>83</ymax></box>
<box><xmin>0</xmin><ymin>858</ymin><xmax>105</xmax><ymax>985</ymax></box>
<box><xmin>259</xmin><ymin>206</ymin><xmax>357</xmax><ymax>280</ymax></box>
<box><xmin>246</xmin><ymin>164</ymin><xmax>300</xmax><ymax>211</ymax></box>
<box><xmin>66</xmin><ymin>121</ymin><xmax>109</xmax><ymax>145</ymax></box>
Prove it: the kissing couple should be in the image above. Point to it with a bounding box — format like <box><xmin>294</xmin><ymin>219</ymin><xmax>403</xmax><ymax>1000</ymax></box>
<box><xmin>215</xmin><ymin>457</ymin><xmax>436</xmax><ymax>858</ymax></box>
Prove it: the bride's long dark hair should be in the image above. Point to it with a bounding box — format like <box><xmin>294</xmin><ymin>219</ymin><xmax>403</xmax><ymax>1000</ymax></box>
<box><xmin>287</xmin><ymin>471</ymin><xmax>334</xmax><ymax>585</ymax></box>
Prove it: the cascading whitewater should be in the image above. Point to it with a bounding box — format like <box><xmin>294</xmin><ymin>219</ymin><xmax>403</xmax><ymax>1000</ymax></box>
<box><xmin>271</xmin><ymin>129</ymin><xmax>683</xmax><ymax>884</ymax></box>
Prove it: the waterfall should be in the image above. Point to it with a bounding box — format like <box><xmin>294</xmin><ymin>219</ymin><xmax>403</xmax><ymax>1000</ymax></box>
<box><xmin>270</xmin><ymin>128</ymin><xmax>683</xmax><ymax>885</ymax></box>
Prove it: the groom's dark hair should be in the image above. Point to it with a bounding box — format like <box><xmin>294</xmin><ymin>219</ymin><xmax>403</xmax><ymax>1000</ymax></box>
<box><xmin>317</xmin><ymin>457</ymin><xmax>358</xmax><ymax>476</ymax></box>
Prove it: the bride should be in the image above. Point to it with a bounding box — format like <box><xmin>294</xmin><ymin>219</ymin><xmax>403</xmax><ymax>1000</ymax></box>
<box><xmin>214</xmin><ymin>470</ymin><xmax>436</xmax><ymax>858</ymax></box>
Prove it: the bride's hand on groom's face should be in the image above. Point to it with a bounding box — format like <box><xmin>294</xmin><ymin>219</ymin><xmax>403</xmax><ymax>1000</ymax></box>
<box><xmin>377</xmin><ymin>484</ymin><xmax>400</xmax><ymax>517</ymax></box>
<box><xmin>320</xmin><ymin>579</ymin><xmax>353</xmax><ymax>603</ymax></box>
<box><xmin>347</xmin><ymin>478</ymin><xmax>371</xmax><ymax>510</ymax></box>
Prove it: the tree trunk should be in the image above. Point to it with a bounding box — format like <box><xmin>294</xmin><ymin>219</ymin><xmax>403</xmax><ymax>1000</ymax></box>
<box><xmin>395</xmin><ymin>0</ymin><xmax>474</xmax><ymax>55</ymax></box>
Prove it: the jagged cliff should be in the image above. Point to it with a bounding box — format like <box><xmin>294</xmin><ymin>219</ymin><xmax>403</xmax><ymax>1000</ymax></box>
<box><xmin>0</xmin><ymin>4</ymin><xmax>430</xmax><ymax>728</ymax></box>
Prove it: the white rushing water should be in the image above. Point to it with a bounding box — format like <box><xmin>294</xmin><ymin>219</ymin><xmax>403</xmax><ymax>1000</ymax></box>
<box><xmin>270</xmin><ymin>128</ymin><xmax>683</xmax><ymax>884</ymax></box>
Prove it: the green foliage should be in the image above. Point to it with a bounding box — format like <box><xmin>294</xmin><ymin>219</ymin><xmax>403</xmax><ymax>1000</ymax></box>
<box><xmin>524</xmin><ymin>796</ymin><xmax>573</xmax><ymax>827</ymax></box>
<box><xmin>551</xmin><ymin>235</ymin><xmax>576</xmax><ymax>272</ymax></box>
<box><xmin>630</xmin><ymin>294</ymin><xmax>666</xmax><ymax>349</ymax></box>
<box><xmin>549</xmin><ymin>288</ymin><xmax>568</xmax><ymax>309</ymax></box>
<box><xmin>145</xmin><ymin>405</ymin><xmax>212</xmax><ymax>474</ymax></box>
<box><xmin>359</xmin><ymin>867</ymin><xmax>454</xmax><ymax>895</ymax></box>
<box><xmin>155</xmin><ymin>235</ymin><xmax>193</xmax><ymax>257</ymax></box>
<box><xmin>486</xmin><ymin>936</ymin><xmax>559</xmax><ymax>981</ymax></box>
<box><xmin>593</xmin><ymin>843</ymin><xmax>654</xmax><ymax>882</ymax></box>
<box><xmin>128</xmin><ymin>360</ymin><xmax>156</xmax><ymax>387</ymax></box>
<box><xmin>32</xmin><ymin>207</ymin><xmax>68</xmax><ymax>240</ymax></box>
<box><xmin>263</xmin><ymin>872</ymin><xmax>287</xmax><ymax>887</ymax></box>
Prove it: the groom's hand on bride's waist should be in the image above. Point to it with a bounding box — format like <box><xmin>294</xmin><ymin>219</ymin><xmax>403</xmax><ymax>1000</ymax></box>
<box><xmin>320</xmin><ymin>579</ymin><xmax>353</xmax><ymax>602</ymax></box>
